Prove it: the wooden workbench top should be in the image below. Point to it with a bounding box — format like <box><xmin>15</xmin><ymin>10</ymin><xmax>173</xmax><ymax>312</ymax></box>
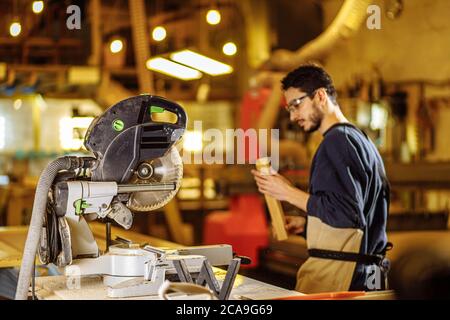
<box><xmin>0</xmin><ymin>222</ymin><xmax>180</xmax><ymax>269</ymax></box>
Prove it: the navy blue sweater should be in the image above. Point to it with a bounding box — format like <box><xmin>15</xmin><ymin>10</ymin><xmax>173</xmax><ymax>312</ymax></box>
<box><xmin>307</xmin><ymin>123</ymin><xmax>390</xmax><ymax>290</ymax></box>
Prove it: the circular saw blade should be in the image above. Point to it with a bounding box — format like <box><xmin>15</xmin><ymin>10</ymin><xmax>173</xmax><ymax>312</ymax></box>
<box><xmin>127</xmin><ymin>146</ymin><xmax>183</xmax><ymax>212</ymax></box>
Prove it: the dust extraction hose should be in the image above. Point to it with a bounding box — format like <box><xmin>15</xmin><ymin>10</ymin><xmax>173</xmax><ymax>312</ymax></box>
<box><xmin>15</xmin><ymin>157</ymin><xmax>87</xmax><ymax>300</ymax></box>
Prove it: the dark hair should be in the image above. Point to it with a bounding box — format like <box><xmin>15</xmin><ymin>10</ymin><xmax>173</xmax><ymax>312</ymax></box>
<box><xmin>281</xmin><ymin>63</ymin><xmax>337</xmax><ymax>103</ymax></box>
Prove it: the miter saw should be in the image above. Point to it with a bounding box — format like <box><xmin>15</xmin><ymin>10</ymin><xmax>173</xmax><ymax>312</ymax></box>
<box><xmin>15</xmin><ymin>95</ymin><xmax>241</xmax><ymax>300</ymax></box>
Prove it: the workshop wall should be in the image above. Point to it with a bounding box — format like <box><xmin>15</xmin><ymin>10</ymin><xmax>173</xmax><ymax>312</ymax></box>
<box><xmin>323</xmin><ymin>0</ymin><xmax>450</xmax><ymax>89</ymax></box>
<box><xmin>322</xmin><ymin>0</ymin><xmax>450</xmax><ymax>213</ymax></box>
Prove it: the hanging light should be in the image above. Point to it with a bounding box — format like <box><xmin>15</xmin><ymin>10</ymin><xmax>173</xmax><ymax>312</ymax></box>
<box><xmin>32</xmin><ymin>1</ymin><xmax>44</xmax><ymax>14</ymax></box>
<box><xmin>146</xmin><ymin>57</ymin><xmax>202</xmax><ymax>81</ymax></box>
<box><xmin>206</xmin><ymin>9</ymin><xmax>221</xmax><ymax>25</ymax></box>
<box><xmin>110</xmin><ymin>39</ymin><xmax>124</xmax><ymax>53</ymax></box>
<box><xmin>222</xmin><ymin>42</ymin><xmax>237</xmax><ymax>56</ymax></box>
<box><xmin>170</xmin><ymin>50</ymin><xmax>233</xmax><ymax>76</ymax></box>
<box><xmin>9</xmin><ymin>22</ymin><xmax>22</xmax><ymax>37</ymax></box>
<box><xmin>152</xmin><ymin>26</ymin><xmax>167</xmax><ymax>42</ymax></box>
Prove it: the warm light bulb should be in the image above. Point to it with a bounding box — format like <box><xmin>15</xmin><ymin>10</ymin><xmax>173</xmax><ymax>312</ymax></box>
<box><xmin>32</xmin><ymin>1</ymin><xmax>44</xmax><ymax>14</ymax></box>
<box><xmin>152</xmin><ymin>26</ymin><xmax>167</xmax><ymax>42</ymax></box>
<box><xmin>9</xmin><ymin>22</ymin><xmax>22</xmax><ymax>37</ymax></box>
<box><xmin>206</xmin><ymin>9</ymin><xmax>221</xmax><ymax>25</ymax></box>
<box><xmin>223</xmin><ymin>42</ymin><xmax>237</xmax><ymax>56</ymax></box>
<box><xmin>110</xmin><ymin>39</ymin><xmax>123</xmax><ymax>53</ymax></box>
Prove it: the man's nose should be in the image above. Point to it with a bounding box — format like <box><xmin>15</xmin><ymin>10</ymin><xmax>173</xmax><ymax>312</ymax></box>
<box><xmin>290</xmin><ymin>111</ymin><xmax>298</xmax><ymax>122</ymax></box>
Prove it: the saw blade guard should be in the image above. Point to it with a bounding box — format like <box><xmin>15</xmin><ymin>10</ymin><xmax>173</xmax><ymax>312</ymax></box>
<box><xmin>83</xmin><ymin>94</ymin><xmax>187</xmax><ymax>212</ymax></box>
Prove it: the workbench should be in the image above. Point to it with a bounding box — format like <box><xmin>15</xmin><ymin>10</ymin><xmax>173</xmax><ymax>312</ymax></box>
<box><xmin>0</xmin><ymin>223</ymin><xmax>404</xmax><ymax>300</ymax></box>
<box><xmin>0</xmin><ymin>223</ymin><xmax>303</xmax><ymax>300</ymax></box>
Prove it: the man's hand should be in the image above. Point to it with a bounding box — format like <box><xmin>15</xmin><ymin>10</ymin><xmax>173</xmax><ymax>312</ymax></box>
<box><xmin>285</xmin><ymin>216</ymin><xmax>306</xmax><ymax>234</ymax></box>
<box><xmin>251</xmin><ymin>169</ymin><xmax>294</xmax><ymax>202</ymax></box>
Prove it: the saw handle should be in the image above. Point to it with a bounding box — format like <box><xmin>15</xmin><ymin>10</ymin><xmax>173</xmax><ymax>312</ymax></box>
<box><xmin>151</xmin><ymin>100</ymin><xmax>188</xmax><ymax>129</ymax></box>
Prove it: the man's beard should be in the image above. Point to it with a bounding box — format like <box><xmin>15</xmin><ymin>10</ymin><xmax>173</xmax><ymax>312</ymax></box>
<box><xmin>304</xmin><ymin>104</ymin><xmax>324</xmax><ymax>133</ymax></box>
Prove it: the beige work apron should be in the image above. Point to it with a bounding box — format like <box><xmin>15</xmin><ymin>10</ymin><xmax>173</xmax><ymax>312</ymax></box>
<box><xmin>295</xmin><ymin>216</ymin><xmax>364</xmax><ymax>293</ymax></box>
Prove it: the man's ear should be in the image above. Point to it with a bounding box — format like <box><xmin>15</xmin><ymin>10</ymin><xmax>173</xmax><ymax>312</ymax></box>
<box><xmin>317</xmin><ymin>88</ymin><xmax>328</xmax><ymax>104</ymax></box>
<box><xmin>315</xmin><ymin>88</ymin><xmax>327</xmax><ymax>110</ymax></box>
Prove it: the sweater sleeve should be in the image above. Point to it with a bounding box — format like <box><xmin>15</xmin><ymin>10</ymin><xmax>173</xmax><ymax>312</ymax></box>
<box><xmin>306</xmin><ymin>130</ymin><xmax>369</xmax><ymax>229</ymax></box>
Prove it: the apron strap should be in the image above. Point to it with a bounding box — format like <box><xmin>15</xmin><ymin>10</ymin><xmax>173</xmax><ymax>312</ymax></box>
<box><xmin>308</xmin><ymin>242</ymin><xmax>393</xmax><ymax>265</ymax></box>
<box><xmin>308</xmin><ymin>249</ymin><xmax>385</xmax><ymax>265</ymax></box>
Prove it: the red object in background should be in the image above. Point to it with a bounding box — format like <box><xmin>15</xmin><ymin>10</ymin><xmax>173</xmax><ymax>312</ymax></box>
<box><xmin>239</xmin><ymin>88</ymin><xmax>271</xmax><ymax>129</ymax></box>
<box><xmin>239</xmin><ymin>88</ymin><xmax>271</xmax><ymax>163</ymax></box>
<box><xmin>238</xmin><ymin>87</ymin><xmax>286</xmax><ymax>162</ymax></box>
<box><xmin>203</xmin><ymin>194</ymin><xmax>269</xmax><ymax>268</ymax></box>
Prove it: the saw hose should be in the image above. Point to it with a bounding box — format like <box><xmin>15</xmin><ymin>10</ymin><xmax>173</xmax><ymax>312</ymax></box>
<box><xmin>15</xmin><ymin>157</ymin><xmax>87</xmax><ymax>300</ymax></box>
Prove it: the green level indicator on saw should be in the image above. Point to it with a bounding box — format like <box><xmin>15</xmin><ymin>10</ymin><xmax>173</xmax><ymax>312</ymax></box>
<box><xmin>150</xmin><ymin>106</ymin><xmax>165</xmax><ymax>113</ymax></box>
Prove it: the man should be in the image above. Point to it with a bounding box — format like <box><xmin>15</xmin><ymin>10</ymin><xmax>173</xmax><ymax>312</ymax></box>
<box><xmin>252</xmin><ymin>64</ymin><xmax>391</xmax><ymax>293</ymax></box>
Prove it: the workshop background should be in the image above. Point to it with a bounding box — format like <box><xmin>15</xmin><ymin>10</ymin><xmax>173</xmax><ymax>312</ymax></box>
<box><xmin>1</xmin><ymin>0</ymin><xmax>450</xmax><ymax>299</ymax></box>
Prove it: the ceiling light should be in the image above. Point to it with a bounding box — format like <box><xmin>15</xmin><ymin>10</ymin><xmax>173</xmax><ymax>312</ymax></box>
<box><xmin>171</xmin><ymin>50</ymin><xmax>233</xmax><ymax>76</ymax></box>
<box><xmin>110</xmin><ymin>39</ymin><xmax>124</xmax><ymax>53</ymax></box>
<box><xmin>152</xmin><ymin>26</ymin><xmax>167</xmax><ymax>42</ymax></box>
<box><xmin>32</xmin><ymin>1</ymin><xmax>44</xmax><ymax>14</ymax></box>
<box><xmin>9</xmin><ymin>22</ymin><xmax>21</xmax><ymax>37</ymax></box>
<box><xmin>146</xmin><ymin>57</ymin><xmax>202</xmax><ymax>80</ymax></box>
<box><xmin>222</xmin><ymin>42</ymin><xmax>237</xmax><ymax>56</ymax></box>
<box><xmin>206</xmin><ymin>9</ymin><xmax>221</xmax><ymax>25</ymax></box>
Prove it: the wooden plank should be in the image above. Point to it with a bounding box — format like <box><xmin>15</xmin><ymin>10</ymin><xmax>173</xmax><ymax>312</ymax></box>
<box><xmin>256</xmin><ymin>158</ymin><xmax>288</xmax><ymax>241</ymax></box>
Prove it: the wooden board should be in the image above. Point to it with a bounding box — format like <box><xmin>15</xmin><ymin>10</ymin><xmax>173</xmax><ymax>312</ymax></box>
<box><xmin>256</xmin><ymin>158</ymin><xmax>288</xmax><ymax>241</ymax></box>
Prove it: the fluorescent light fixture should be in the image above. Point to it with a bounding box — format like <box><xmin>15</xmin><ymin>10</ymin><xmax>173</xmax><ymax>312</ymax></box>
<box><xmin>59</xmin><ymin>117</ymin><xmax>94</xmax><ymax>150</ymax></box>
<box><xmin>170</xmin><ymin>50</ymin><xmax>233</xmax><ymax>76</ymax></box>
<box><xmin>146</xmin><ymin>57</ymin><xmax>202</xmax><ymax>80</ymax></box>
<box><xmin>0</xmin><ymin>117</ymin><xmax>5</xmax><ymax>150</ymax></box>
